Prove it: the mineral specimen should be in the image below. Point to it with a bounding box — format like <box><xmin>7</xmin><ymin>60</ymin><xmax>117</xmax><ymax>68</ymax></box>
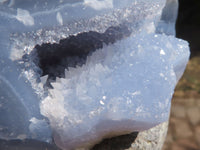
<box><xmin>0</xmin><ymin>0</ymin><xmax>189</xmax><ymax>150</ymax></box>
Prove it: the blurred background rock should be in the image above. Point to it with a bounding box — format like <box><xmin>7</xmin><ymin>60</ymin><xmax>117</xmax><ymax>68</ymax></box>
<box><xmin>162</xmin><ymin>0</ymin><xmax>200</xmax><ymax>149</ymax></box>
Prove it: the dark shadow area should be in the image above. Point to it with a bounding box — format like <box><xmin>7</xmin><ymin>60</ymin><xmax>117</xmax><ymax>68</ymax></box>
<box><xmin>0</xmin><ymin>139</ymin><xmax>60</xmax><ymax>150</ymax></box>
<box><xmin>91</xmin><ymin>132</ymin><xmax>139</xmax><ymax>150</ymax></box>
<box><xmin>176</xmin><ymin>0</ymin><xmax>200</xmax><ymax>57</ymax></box>
<box><xmin>29</xmin><ymin>24</ymin><xmax>131</xmax><ymax>80</ymax></box>
<box><xmin>0</xmin><ymin>132</ymin><xmax>138</xmax><ymax>150</ymax></box>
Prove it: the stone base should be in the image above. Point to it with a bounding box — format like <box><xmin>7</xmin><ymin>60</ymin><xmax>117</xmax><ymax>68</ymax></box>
<box><xmin>128</xmin><ymin>121</ymin><xmax>168</xmax><ymax>150</ymax></box>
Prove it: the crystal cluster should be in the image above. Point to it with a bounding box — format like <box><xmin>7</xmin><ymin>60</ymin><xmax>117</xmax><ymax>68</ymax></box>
<box><xmin>0</xmin><ymin>0</ymin><xmax>189</xmax><ymax>150</ymax></box>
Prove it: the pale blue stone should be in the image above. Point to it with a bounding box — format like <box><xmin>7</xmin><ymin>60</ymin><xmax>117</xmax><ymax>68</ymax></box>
<box><xmin>0</xmin><ymin>0</ymin><xmax>189</xmax><ymax>149</ymax></box>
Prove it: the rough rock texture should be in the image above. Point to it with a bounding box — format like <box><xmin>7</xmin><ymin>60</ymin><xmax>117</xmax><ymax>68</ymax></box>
<box><xmin>91</xmin><ymin>122</ymin><xmax>168</xmax><ymax>150</ymax></box>
<box><xmin>128</xmin><ymin>122</ymin><xmax>168</xmax><ymax>150</ymax></box>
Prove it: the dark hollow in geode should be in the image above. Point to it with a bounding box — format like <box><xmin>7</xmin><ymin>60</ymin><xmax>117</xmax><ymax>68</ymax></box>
<box><xmin>31</xmin><ymin>24</ymin><xmax>131</xmax><ymax>80</ymax></box>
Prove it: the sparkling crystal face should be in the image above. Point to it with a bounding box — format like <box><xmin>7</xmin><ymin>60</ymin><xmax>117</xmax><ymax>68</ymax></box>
<box><xmin>0</xmin><ymin>0</ymin><xmax>190</xmax><ymax>150</ymax></box>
